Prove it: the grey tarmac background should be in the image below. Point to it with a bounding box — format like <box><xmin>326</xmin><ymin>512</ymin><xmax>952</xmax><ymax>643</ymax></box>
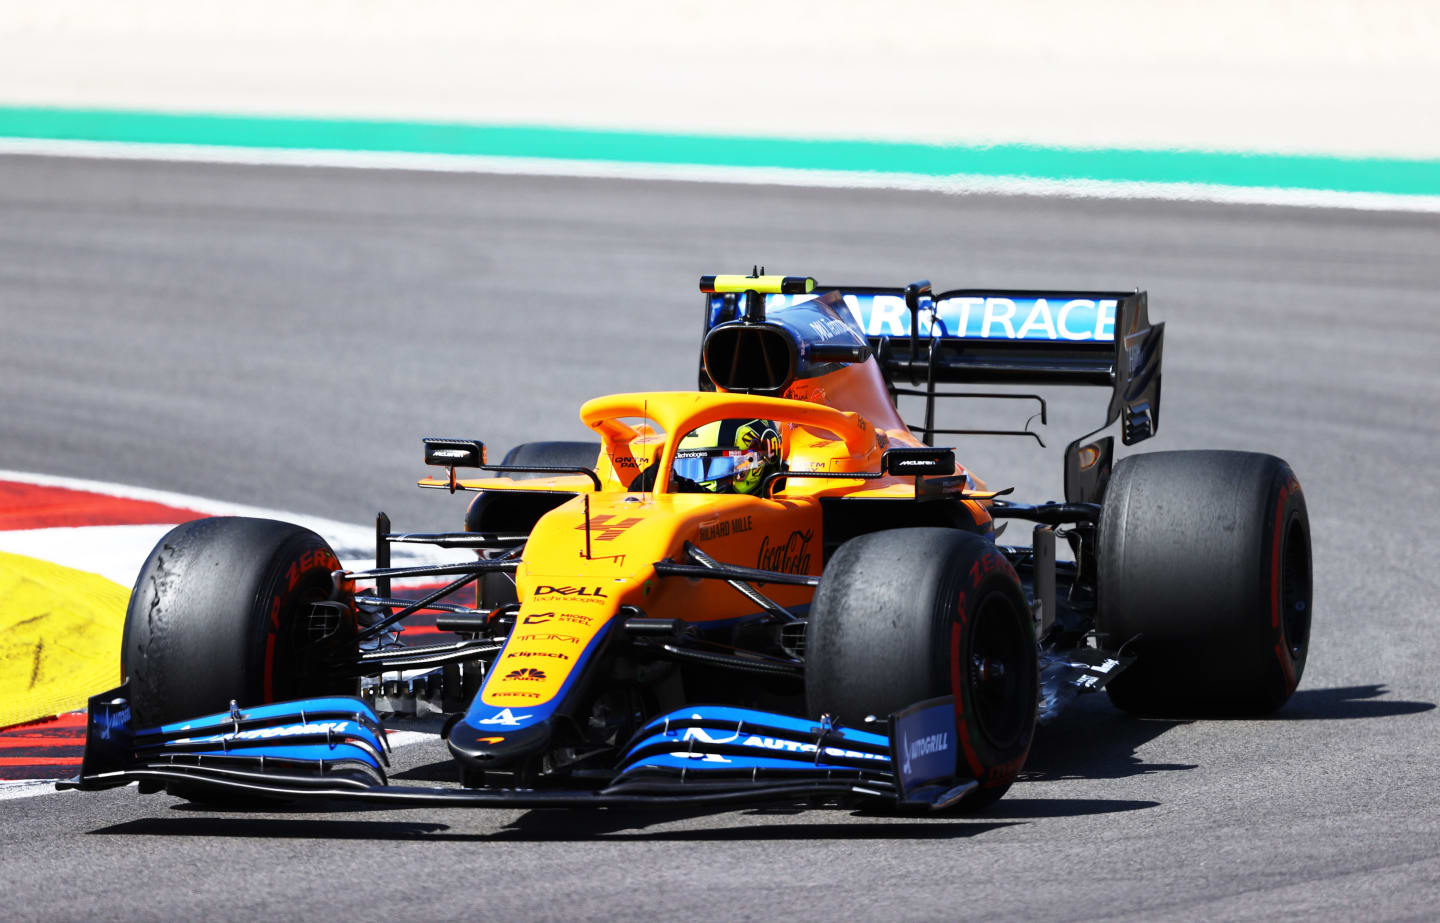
<box><xmin>1</xmin><ymin>154</ymin><xmax>1438</xmax><ymax>920</ymax></box>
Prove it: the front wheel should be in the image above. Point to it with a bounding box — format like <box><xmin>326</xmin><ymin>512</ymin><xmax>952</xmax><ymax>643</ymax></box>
<box><xmin>806</xmin><ymin>528</ymin><xmax>1038</xmax><ymax>810</ymax></box>
<box><xmin>121</xmin><ymin>516</ymin><xmax>357</xmax><ymax>729</ymax></box>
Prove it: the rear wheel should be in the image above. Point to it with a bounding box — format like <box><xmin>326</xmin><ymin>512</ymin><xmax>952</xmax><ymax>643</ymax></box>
<box><xmin>121</xmin><ymin>516</ymin><xmax>357</xmax><ymax>729</ymax></box>
<box><xmin>806</xmin><ymin>528</ymin><xmax>1038</xmax><ymax>810</ymax></box>
<box><xmin>1097</xmin><ymin>450</ymin><xmax>1311</xmax><ymax>716</ymax></box>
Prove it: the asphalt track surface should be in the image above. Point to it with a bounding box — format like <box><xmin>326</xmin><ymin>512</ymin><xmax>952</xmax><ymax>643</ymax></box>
<box><xmin>2</xmin><ymin>155</ymin><xmax>1438</xmax><ymax>921</ymax></box>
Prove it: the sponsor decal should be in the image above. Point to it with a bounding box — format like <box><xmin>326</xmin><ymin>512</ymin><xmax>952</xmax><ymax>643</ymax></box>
<box><xmin>808</xmin><ymin>317</ymin><xmax>853</xmax><ymax>339</ymax></box>
<box><xmin>503</xmin><ymin>668</ymin><xmax>548</xmax><ymax>681</ymax></box>
<box><xmin>573</xmin><ymin>515</ymin><xmax>642</xmax><ymax>542</ymax></box>
<box><xmin>753</xmin><ymin>292</ymin><xmax>1118</xmax><ymax>341</ymax></box>
<box><xmin>94</xmin><ymin>704</ymin><xmax>130</xmax><ymax>741</ymax></box>
<box><xmin>678</xmin><ymin>725</ymin><xmax>886</xmax><ymax>762</ymax></box>
<box><xmin>516</xmin><ymin>633</ymin><xmax>580</xmax><ymax>645</ymax></box>
<box><xmin>697</xmin><ymin>514</ymin><xmax>753</xmax><ymax>541</ymax></box>
<box><xmin>522</xmin><ymin>611</ymin><xmax>596</xmax><ymax>627</ymax></box>
<box><xmin>901</xmin><ymin>730</ymin><xmax>949</xmax><ymax>775</ymax></box>
<box><xmin>739</xmin><ymin>735</ymin><xmax>887</xmax><ymax>762</ymax></box>
<box><xmin>783</xmin><ymin>381</ymin><xmax>826</xmax><ymax>404</ymax></box>
<box><xmin>286</xmin><ymin>549</ymin><xmax>338</xmax><ymax>591</ymax></box>
<box><xmin>668</xmin><ymin>751</ymin><xmax>733</xmax><ymax>763</ymax></box>
<box><xmin>490</xmin><ymin>691</ymin><xmax>543</xmax><ymax>700</ymax></box>
<box><xmin>533</xmin><ymin>585</ymin><xmax>608</xmax><ymax>605</ymax></box>
<box><xmin>510</xmin><ymin>650</ymin><xmax>570</xmax><ymax>660</ymax></box>
<box><xmin>430</xmin><ymin>449</ymin><xmax>470</xmax><ymax>459</ymax></box>
<box><xmin>613</xmin><ymin>456</ymin><xmax>649</xmax><ymax>471</ymax></box>
<box><xmin>477</xmin><ymin>709</ymin><xmax>531</xmax><ymax>726</ymax></box>
<box><xmin>893</xmin><ymin>700</ymin><xmax>957</xmax><ymax>794</ymax></box>
<box><xmin>756</xmin><ymin>529</ymin><xmax>814</xmax><ymax>575</ymax></box>
<box><xmin>477</xmin><ymin>736</ymin><xmax>505</xmax><ymax>744</ymax></box>
<box><xmin>681</xmin><ymin>723</ymin><xmax>742</xmax><ymax>745</ymax></box>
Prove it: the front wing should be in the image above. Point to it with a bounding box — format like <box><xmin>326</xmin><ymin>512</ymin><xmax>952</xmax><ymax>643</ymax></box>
<box><xmin>60</xmin><ymin>686</ymin><xmax>976</xmax><ymax>810</ymax></box>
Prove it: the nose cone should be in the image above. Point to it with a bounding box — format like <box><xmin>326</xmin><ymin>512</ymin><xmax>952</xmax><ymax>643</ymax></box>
<box><xmin>447</xmin><ymin>712</ymin><xmax>553</xmax><ymax>770</ymax></box>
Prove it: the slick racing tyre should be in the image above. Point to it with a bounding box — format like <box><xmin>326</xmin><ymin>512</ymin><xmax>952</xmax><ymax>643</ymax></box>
<box><xmin>1097</xmin><ymin>451</ymin><xmax>1312</xmax><ymax>716</ymax></box>
<box><xmin>121</xmin><ymin>516</ymin><xmax>358</xmax><ymax>730</ymax></box>
<box><xmin>467</xmin><ymin>441</ymin><xmax>602</xmax><ymax>608</ymax></box>
<box><xmin>807</xmin><ymin>528</ymin><xmax>1038</xmax><ymax>810</ymax></box>
<box><xmin>497</xmin><ymin>441</ymin><xmax>603</xmax><ymax>479</ymax></box>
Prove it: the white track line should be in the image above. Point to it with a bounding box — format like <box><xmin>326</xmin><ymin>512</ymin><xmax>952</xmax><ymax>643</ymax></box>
<box><xmin>2</xmin><ymin>137</ymin><xmax>1438</xmax><ymax>214</ymax></box>
<box><xmin>0</xmin><ymin>468</ymin><xmax>455</xmax><ymax>572</ymax></box>
<box><xmin>0</xmin><ymin>780</ymin><xmax>59</xmax><ymax>801</ymax></box>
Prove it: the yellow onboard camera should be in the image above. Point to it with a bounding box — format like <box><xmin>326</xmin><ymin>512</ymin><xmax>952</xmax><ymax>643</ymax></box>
<box><xmin>699</xmin><ymin>274</ymin><xmax>815</xmax><ymax>295</ymax></box>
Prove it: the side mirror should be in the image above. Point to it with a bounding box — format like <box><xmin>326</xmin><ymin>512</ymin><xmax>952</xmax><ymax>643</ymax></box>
<box><xmin>882</xmin><ymin>446</ymin><xmax>955</xmax><ymax>477</ymax></box>
<box><xmin>423</xmin><ymin>438</ymin><xmax>486</xmax><ymax>468</ymax></box>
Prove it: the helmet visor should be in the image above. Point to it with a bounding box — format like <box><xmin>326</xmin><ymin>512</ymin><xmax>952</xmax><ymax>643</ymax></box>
<box><xmin>673</xmin><ymin>448</ymin><xmax>764</xmax><ymax>487</ymax></box>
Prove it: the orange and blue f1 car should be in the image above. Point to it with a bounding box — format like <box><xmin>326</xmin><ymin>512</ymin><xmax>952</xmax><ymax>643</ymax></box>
<box><xmin>65</xmin><ymin>273</ymin><xmax>1312</xmax><ymax>812</ymax></box>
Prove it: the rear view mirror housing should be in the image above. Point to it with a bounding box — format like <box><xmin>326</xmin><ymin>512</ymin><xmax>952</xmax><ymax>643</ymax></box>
<box><xmin>423</xmin><ymin>438</ymin><xmax>486</xmax><ymax>468</ymax></box>
<box><xmin>882</xmin><ymin>447</ymin><xmax>955</xmax><ymax>477</ymax></box>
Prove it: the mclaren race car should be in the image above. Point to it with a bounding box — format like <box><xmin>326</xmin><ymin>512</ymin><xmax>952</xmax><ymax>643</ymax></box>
<box><xmin>65</xmin><ymin>273</ymin><xmax>1313</xmax><ymax>812</ymax></box>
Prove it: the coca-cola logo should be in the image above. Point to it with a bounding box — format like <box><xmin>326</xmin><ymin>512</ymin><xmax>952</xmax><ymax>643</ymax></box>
<box><xmin>756</xmin><ymin>529</ymin><xmax>814</xmax><ymax>575</ymax></box>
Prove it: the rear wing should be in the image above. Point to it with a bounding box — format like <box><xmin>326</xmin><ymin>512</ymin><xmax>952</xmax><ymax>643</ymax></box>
<box><xmin>703</xmin><ymin>285</ymin><xmax>1164</xmax><ymax>502</ymax></box>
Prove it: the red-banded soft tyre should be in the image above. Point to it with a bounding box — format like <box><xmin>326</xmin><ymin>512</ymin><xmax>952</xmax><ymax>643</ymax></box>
<box><xmin>1097</xmin><ymin>451</ymin><xmax>1312</xmax><ymax>716</ymax></box>
<box><xmin>806</xmin><ymin>528</ymin><xmax>1039</xmax><ymax>810</ymax></box>
<box><xmin>121</xmin><ymin>516</ymin><xmax>357</xmax><ymax>729</ymax></box>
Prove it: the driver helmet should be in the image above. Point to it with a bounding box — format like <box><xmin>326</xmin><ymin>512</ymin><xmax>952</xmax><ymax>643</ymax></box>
<box><xmin>673</xmin><ymin>418</ymin><xmax>782</xmax><ymax>495</ymax></box>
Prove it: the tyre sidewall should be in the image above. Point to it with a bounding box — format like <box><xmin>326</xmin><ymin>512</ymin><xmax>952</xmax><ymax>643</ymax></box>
<box><xmin>246</xmin><ymin>529</ymin><xmax>344</xmax><ymax>705</ymax></box>
<box><xmin>948</xmin><ymin>542</ymin><xmax>1037</xmax><ymax>801</ymax></box>
<box><xmin>1258</xmin><ymin>464</ymin><xmax>1310</xmax><ymax>704</ymax></box>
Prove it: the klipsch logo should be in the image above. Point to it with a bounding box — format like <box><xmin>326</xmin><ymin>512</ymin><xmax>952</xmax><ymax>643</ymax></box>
<box><xmin>756</xmin><ymin>529</ymin><xmax>814</xmax><ymax>574</ymax></box>
<box><xmin>510</xmin><ymin>650</ymin><xmax>569</xmax><ymax>660</ymax></box>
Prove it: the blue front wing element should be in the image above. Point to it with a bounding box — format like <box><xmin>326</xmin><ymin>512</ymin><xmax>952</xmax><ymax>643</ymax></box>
<box><xmin>66</xmin><ymin>689</ymin><xmax>976</xmax><ymax>810</ymax></box>
<box><xmin>71</xmin><ymin>685</ymin><xmax>390</xmax><ymax>791</ymax></box>
<box><xmin>615</xmin><ymin>705</ymin><xmax>892</xmax><ymax>778</ymax></box>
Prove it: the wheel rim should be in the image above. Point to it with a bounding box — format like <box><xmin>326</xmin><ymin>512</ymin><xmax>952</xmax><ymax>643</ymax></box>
<box><xmin>1280</xmin><ymin>518</ymin><xmax>1311</xmax><ymax>660</ymax></box>
<box><xmin>967</xmin><ymin>592</ymin><xmax>1032</xmax><ymax>750</ymax></box>
<box><xmin>268</xmin><ymin>574</ymin><xmax>342</xmax><ymax>701</ymax></box>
